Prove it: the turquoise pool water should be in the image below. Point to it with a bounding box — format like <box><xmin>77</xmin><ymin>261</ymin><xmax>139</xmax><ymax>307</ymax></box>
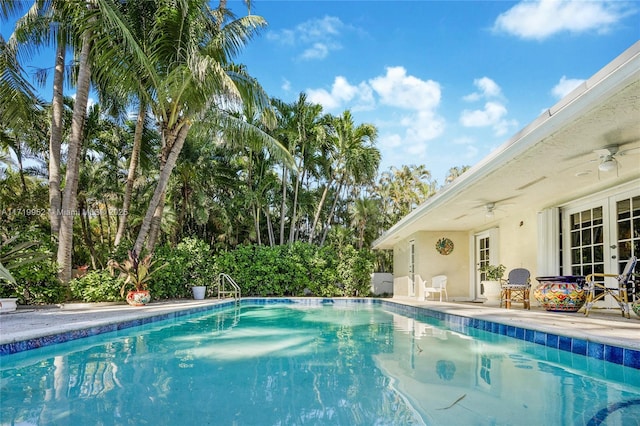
<box><xmin>2</xmin><ymin>301</ymin><xmax>640</xmax><ymax>425</ymax></box>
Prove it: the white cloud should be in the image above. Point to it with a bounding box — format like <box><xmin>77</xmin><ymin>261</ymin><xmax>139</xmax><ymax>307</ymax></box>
<box><xmin>369</xmin><ymin>66</ymin><xmax>441</xmax><ymax>111</ymax></box>
<box><xmin>379</xmin><ymin>134</ymin><xmax>403</xmax><ymax>149</ymax></box>
<box><xmin>552</xmin><ymin>75</ymin><xmax>585</xmax><ymax>99</ymax></box>
<box><xmin>460</xmin><ymin>102</ymin><xmax>507</xmax><ymax>127</ymax></box>
<box><xmin>307</xmin><ymin>67</ymin><xmax>446</xmax><ymax>172</ymax></box>
<box><xmin>301</xmin><ymin>42</ymin><xmax>331</xmax><ymax>60</ymax></box>
<box><xmin>267</xmin><ymin>16</ymin><xmax>347</xmax><ymax>60</ymax></box>
<box><xmin>493</xmin><ymin>0</ymin><xmax>634</xmax><ymax>40</ymax></box>
<box><xmin>306</xmin><ymin>76</ymin><xmax>374</xmax><ymax>111</ymax></box>
<box><xmin>460</xmin><ymin>101</ymin><xmax>517</xmax><ymax>136</ymax></box>
<box><xmin>401</xmin><ymin>110</ymin><xmax>446</xmax><ymax>143</ymax></box>
<box><xmin>281</xmin><ymin>79</ymin><xmax>291</xmax><ymax>92</ymax></box>
<box><xmin>463</xmin><ymin>77</ymin><xmax>502</xmax><ymax>102</ymax></box>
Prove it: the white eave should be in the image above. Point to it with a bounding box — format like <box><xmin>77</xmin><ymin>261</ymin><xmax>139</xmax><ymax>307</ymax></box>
<box><xmin>373</xmin><ymin>41</ymin><xmax>640</xmax><ymax>250</ymax></box>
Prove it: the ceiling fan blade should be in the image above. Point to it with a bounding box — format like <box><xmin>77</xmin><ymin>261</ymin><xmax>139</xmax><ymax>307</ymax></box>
<box><xmin>619</xmin><ymin>146</ymin><xmax>640</xmax><ymax>156</ymax></box>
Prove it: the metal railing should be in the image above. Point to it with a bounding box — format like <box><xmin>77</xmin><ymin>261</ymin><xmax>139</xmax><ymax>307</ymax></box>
<box><xmin>217</xmin><ymin>273</ymin><xmax>241</xmax><ymax>300</ymax></box>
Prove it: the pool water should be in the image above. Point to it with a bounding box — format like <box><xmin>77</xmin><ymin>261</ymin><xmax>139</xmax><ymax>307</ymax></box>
<box><xmin>2</xmin><ymin>301</ymin><xmax>640</xmax><ymax>425</ymax></box>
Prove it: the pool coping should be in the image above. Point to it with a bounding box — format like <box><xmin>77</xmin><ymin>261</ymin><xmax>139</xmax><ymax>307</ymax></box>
<box><xmin>1</xmin><ymin>297</ymin><xmax>639</xmax><ymax>369</ymax></box>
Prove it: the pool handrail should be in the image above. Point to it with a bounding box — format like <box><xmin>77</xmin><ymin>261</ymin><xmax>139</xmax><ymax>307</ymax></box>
<box><xmin>218</xmin><ymin>273</ymin><xmax>241</xmax><ymax>300</ymax></box>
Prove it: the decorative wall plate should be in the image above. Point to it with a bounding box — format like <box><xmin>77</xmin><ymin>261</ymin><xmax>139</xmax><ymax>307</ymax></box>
<box><xmin>435</xmin><ymin>237</ymin><xmax>454</xmax><ymax>255</ymax></box>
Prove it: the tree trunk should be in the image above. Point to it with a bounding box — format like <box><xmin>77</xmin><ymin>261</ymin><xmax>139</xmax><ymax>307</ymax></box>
<box><xmin>49</xmin><ymin>37</ymin><xmax>65</xmax><ymax>239</ymax></box>
<box><xmin>104</xmin><ymin>199</ymin><xmax>112</xmax><ymax>245</ymax></box>
<box><xmin>288</xmin><ymin>167</ymin><xmax>303</xmax><ymax>244</ymax></box>
<box><xmin>265</xmin><ymin>207</ymin><xmax>274</xmax><ymax>247</ymax></box>
<box><xmin>133</xmin><ymin>121</ymin><xmax>191</xmax><ymax>255</ymax></box>
<box><xmin>57</xmin><ymin>30</ymin><xmax>92</xmax><ymax>283</ymax></box>
<box><xmin>114</xmin><ymin>102</ymin><xmax>146</xmax><ymax>247</ymax></box>
<box><xmin>96</xmin><ymin>202</ymin><xmax>105</xmax><ymax>244</ymax></box>
<box><xmin>79</xmin><ymin>198</ymin><xmax>98</xmax><ymax>270</ymax></box>
<box><xmin>319</xmin><ymin>179</ymin><xmax>343</xmax><ymax>247</ymax></box>
<box><xmin>145</xmin><ymin>190</ymin><xmax>166</xmax><ymax>253</ymax></box>
<box><xmin>308</xmin><ymin>176</ymin><xmax>333</xmax><ymax>243</ymax></box>
<box><xmin>279</xmin><ymin>167</ymin><xmax>287</xmax><ymax>245</ymax></box>
<box><xmin>251</xmin><ymin>205</ymin><xmax>262</xmax><ymax>246</ymax></box>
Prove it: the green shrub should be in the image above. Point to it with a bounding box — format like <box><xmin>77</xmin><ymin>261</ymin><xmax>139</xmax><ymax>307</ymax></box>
<box><xmin>0</xmin><ymin>229</ymin><xmax>65</xmax><ymax>304</ymax></box>
<box><xmin>214</xmin><ymin>242</ymin><xmax>373</xmax><ymax>297</ymax></box>
<box><xmin>5</xmin><ymin>259</ymin><xmax>66</xmax><ymax>304</ymax></box>
<box><xmin>69</xmin><ymin>270</ymin><xmax>124</xmax><ymax>302</ymax></box>
<box><xmin>150</xmin><ymin>237</ymin><xmax>216</xmax><ymax>300</ymax></box>
<box><xmin>337</xmin><ymin>246</ymin><xmax>374</xmax><ymax>296</ymax></box>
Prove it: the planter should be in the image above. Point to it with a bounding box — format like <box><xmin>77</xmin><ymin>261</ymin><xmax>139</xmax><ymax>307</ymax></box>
<box><xmin>481</xmin><ymin>280</ymin><xmax>501</xmax><ymax>303</ymax></box>
<box><xmin>126</xmin><ymin>290</ymin><xmax>151</xmax><ymax>306</ymax></box>
<box><xmin>533</xmin><ymin>277</ymin><xmax>586</xmax><ymax>312</ymax></box>
<box><xmin>192</xmin><ymin>286</ymin><xmax>207</xmax><ymax>300</ymax></box>
<box><xmin>0</xmin><ymin>298</ymin><xmax>18</xmax><ymax>313</ymax></box>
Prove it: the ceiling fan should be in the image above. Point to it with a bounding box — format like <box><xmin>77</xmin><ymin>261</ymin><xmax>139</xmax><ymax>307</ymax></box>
<box><xmin>471</xmin><ymin>197</ymin><xmax>517</xmax><ymax>218</ymax></box>
<box><xmin>592</xmin><ymin>144</ymin><xmax>640</xmax><ymax>172</ymax></box>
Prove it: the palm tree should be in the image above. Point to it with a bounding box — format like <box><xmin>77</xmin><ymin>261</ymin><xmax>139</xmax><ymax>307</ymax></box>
<box><xmin>349</xmin><ymin>197</ymin><xmax>379</xmax><ymax>249</ymax></box>
<box><xmin>56</xmin><ymin>20</ymin><xmax>93</xmax><ymax>282</ymax></box>
<box><xmin>376</xmin><ymin>164</ymin><xmax>436</xmax><ymax>227</ymax></box>
<box><xmin>444</xmin><ymin>165</ymin><xmax>470</xmax><ymax>186</ymax></box>
<box><xmin>6</xmin><ymin>0</ymin><xmax>78</xmax><ymax>238</ymax></box>
<box><xmin>131</xmin><ymin>1</ymin><xmax>289</xmax><ymax>255</ymax></box>
<box><xmin>287</xmin><ymin>94</ymin><xmax>326</xmax><ymax>244</ymax></box>
<box><xmin>318</xmin><ymin>111</ymin><xmax>380</xmax><ymax>246</ymax></box>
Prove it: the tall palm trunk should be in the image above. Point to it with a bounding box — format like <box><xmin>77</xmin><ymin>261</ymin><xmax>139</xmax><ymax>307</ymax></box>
<box><xmin>279</xmin><ymin>167</ymin><xmax>287</xmax><ymax>245</ymax></box>
<box><xmin>114</xmin><ymin>102</ymin><xmax>146</xmax><ymax>247</ymax></box>
<box><xmin>57</xmin><ymin>30</ymin><xmax>92</xmax><ymax>283</ymax></box>
<box><xmin>308</xmin><ymin>176</ymin><xmax>334</xmax><ymax>243</ymax></box>
<box><xmin>49</xmin><ymin>39</ymin><xmax>65</xmax><ymax>238</ymax></box>
<box><xmin>145</xmin><ymin>190</ymin><xmax>166</xmax><ymax>252</ymax></box>
<box><xmin>133</xmin><ymin>121</ymin><xmax>191</xmax><ymax>255</ymax></box>
<box><xmin>319</xmin><ymin>178</ymin><xmax>344</xmax><ymax>247</ymax></box>
<box><xmin>265</xmin><ymin>207</ymin><xmax>274</xmax><ymax>247</ymax></box>
<box><xmin>288</xmin><ymin>167</ymin><xmax>305</xmax><ymax>244</ymax></box>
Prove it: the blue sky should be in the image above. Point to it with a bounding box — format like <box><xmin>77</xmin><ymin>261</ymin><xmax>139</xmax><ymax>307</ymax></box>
<box><xmin>233</xmin><ymin>0</ymin><xmax>639</xmax><ymax>184</ymax></box>
<box><xmin>2</xmin><ymin>1</ymin><xmax>639</xmax><ymax>185</ymax></box>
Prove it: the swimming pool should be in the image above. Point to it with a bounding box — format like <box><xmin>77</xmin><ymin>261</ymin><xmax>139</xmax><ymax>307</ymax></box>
<box><xmin>1</xmin><ymin>299</ymin><xmax>640</xmax><ymax>425</ymax></box>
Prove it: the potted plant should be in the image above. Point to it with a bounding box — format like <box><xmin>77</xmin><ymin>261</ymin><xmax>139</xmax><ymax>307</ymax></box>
<box><xmin>176</xmin><ymin>237</ymin><xmax>213</xmax><ymax>300</ymax></box>
<box><xmin>191</xmin><ymin>277</ymin><xmax>207</xmax><ymax>300</ymax></box>
<box><xmin>478</xmin><ymin>264</ymin><xmax>506</xmax><ymax>303</ymax></box>
<box><xmin>189</xmin><ymin>260</ymin><xmax>215</xmax><ymax>300</ymax></box>
<box><xmin>110</xmin><ymin>250</ymin><xmax>165</xmax><ymax>306</ymax></box>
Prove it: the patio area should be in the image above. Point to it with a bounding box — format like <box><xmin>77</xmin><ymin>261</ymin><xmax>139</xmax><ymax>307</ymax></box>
<box><xmin>1</xmin><ymin>297</ymin><xmax>639</xmax><ymax>353</ymax></box>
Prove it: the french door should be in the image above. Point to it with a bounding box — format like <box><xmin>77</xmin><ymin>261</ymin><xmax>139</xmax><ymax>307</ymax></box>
<box><xmin>563</xmin><ymin>191</ymin><xmax>639</xmax><ymax>307</ymax></box>
<box><xmin>474</xmin><ymin>229</ymin><xmax>498</xmax><ymax>300</ymax></box>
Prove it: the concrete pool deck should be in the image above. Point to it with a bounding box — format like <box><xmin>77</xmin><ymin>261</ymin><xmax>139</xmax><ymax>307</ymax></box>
<box><xmin>1</xmin><ymin>297</ymin><xmax>639</xmax><ymax>352</ymax></box>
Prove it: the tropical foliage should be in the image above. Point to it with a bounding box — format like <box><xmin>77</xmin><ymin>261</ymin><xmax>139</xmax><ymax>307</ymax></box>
<box><xmin>0</xmin><ymin>1</ymin><xmax>469</xmax><ymax>304</ymax></box>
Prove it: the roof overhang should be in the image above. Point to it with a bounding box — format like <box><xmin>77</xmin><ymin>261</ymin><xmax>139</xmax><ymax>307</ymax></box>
<box><xmin>373</xmin><ymin>41</ymin><xmax>640</xmax><ymax>250</ymax></box>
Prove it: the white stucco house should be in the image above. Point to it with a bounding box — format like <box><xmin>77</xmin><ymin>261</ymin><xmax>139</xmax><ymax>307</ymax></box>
<box><xmin>372</xmin><ymin>41</ymin><xmax>640</xmax><ymax>307</ymax></box>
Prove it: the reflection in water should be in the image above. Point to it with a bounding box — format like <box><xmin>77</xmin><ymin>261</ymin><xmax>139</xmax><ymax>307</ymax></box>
<box><xmin>1</xmin><ymin>304</ymin><xmax>640</xmax><ymax>425</ymax></box>
<box><xmin>436</xmin><ymin>360</ymin><xmax>456</xmax><ymax>381</ymax></box>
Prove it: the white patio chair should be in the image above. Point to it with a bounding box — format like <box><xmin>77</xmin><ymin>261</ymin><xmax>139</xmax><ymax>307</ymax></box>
<box><xmin>424</xmin><ymin>275</ymin><xmax>448</xmax><ymax>301</ymax></box>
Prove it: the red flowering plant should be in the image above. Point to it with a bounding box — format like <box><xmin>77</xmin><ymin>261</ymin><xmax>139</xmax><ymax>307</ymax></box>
<box><xmin>109</xmin><ymin>250</ymin><xmax>166</xmax><ymax>297</ymax></box>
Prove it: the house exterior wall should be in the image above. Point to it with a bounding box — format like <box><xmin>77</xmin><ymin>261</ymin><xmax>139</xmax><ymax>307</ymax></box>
<box><xmin>490</xmin><ymin>209</ymin><xmax>539</xmax><ymax>281</ymax></box>
<box><xmin>393</xmin><ymin>231</ymin><xmax>470</xmax><ymax>300</ymax></box>
<box><xmin>392</xmin><ymin>211</ymin><xmax>539</xmax><ymax>301</ymax></box>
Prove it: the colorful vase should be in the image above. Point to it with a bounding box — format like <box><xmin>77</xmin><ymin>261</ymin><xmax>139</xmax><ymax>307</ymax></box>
<box><xmin>534</xmin><ymin>281</ymin><xmax>586</xmax><ymax>312</ymax></box>
<box><xmin>126</xmin><ymin>290</ymin><xmax>151</xmax><ymax>306</ymax></box>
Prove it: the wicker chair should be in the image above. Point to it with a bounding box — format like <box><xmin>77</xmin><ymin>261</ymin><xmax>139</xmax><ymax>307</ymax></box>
<box><xmin>500</xmin><ymin>268</ymin><xmax>531</xmax><ymax>309</ymax></box>
<box><xmin>583</xmin><ymin>256</ymin><xmax>637</xmax><ymax>319</ymax></box>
